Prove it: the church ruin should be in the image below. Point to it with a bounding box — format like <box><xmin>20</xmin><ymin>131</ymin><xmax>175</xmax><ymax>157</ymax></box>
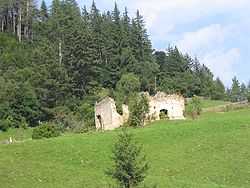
<box><xmin>95</xmin><ymin>92</ymin><xmax>185</xmax><ymax>131</ymax></box>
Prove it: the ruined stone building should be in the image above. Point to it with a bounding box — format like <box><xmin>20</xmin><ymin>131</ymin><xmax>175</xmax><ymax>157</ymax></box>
<box><xmin>146</xmin><ymin>92</ymin><xmax>185</xmax><ymax>121</ymax></box>
<box><xmin>95</xmin><ymin>97</ymin><xmax>129</xmax><ymax>131</ymax></box>
<box><xmin>95</xmin><ymin>92</ymin><xmax>185</xmax><ymax>131</ymax></box>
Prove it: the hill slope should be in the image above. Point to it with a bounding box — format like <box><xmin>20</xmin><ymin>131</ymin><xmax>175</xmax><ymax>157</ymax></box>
<box><xmin>0</xmin><ymin>109</ymin><xmax>250</xmax><ymax>188</ymax></box>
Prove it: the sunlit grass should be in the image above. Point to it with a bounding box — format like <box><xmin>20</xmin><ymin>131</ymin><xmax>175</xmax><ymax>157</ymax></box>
<box><xmin>0</xmin><ymin>108</ymin><xmax>249</xmax><ymax>188</ymax></box>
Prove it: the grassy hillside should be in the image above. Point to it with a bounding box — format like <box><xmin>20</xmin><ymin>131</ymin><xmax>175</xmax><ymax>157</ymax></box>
<box><xmin>200</xmin><ymin>99</ymin><xmax>230</xmax><ymax>109</ymax></box>
<box><xmin>0</xmin><ymin>128</ymin><xmax>32</xmax><ymax>141</ymax></box>
<box><xmin>0</xmin><ymin>109</ymin><xmax>250</xmax><ymax>188</ymax></box>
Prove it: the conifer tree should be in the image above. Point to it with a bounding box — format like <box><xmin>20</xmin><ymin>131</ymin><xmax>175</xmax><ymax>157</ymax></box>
<box><xmin>82</xmin><ymin>5</ymin><xmax>89</xmax><ymax>24</ymax></box>
<box><xmin>212</xmin><ymin>78</ymin><xmax>225</xmax><ymax>100</ymax></box>
<box><xmin>39</xmin><ymin>0</ymin><xmax>48</xmax><ymax>22</ymax></box>
<box><xmin>240</xmin><ymin>83</ymin><xmax>247</xmax><ymax>100</ymax></box>
<box><xmin>230</xmin><ymin>76</ymin><xmax>241</xmax><ymax>102</ymax></box>
<box><xmin>107</xmin><ymin>129</ymin><xmax>149</xmax><ymax>188</ymax></box>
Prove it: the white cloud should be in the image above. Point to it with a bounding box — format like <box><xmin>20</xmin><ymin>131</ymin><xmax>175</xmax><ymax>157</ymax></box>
<box><xmin>201</xmin><ymin>48</ymin><xmax>240</xmax><ymax>86</ymax></box>
<box><xmin>176</xmin><ymin>24</ymin><xmax>226</xmax><ymax>56</ymax></box>
<box><xmin>128</xmin><ymin>0</ymin><xmax>250</xmax><ymax>30</ymax></box>
<box><xmin>175</xmin><ymin>24</ymin><xmax>241</xmax><ymax>85</ymax></box>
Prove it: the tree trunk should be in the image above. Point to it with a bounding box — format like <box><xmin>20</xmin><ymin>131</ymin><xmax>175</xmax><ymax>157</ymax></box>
<box><xmin>24</xmin><ymin>0</ymin><xmax>29</xmax><ymax>39</ymax></box>
<box><xmin>59</xmin><ymin>41</ymin><xmax>62</xmax><ymax>64</ymax></box>
<box><xmin>13</xmin><ymin>10</ymin><xmax>16</xmax><ymax>34</ymax></box>
<box><xmin>17</xmin><ymin>3</ymin><xmax>22</xmax><ymax>42</ymax></box>
<box><xmin>1</xmin><ymin>18</ymin><xmax>4</xmax><ymax>32</ymax></box>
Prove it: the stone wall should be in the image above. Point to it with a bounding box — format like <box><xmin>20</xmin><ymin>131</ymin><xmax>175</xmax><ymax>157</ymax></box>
<box><xmin>146</xmin><ymin>92</ymin><xmax>185</xmax><ymax>121</ymax></box>
<box><xmin>95</xmin><ymin>92</ymin><xmax>185</xmax><ymax>131</ymax></box>
<box><xmin>95</xmin><ymin>97</ymin><xmax>128</xmax><ymax>131</ymax></box>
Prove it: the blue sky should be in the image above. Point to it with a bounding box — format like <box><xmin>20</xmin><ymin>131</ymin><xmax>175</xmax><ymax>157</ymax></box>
<box><xmin>42</xmin><ymin>0</ymin><xmax>250</xmax><ymax>86</ymax></box>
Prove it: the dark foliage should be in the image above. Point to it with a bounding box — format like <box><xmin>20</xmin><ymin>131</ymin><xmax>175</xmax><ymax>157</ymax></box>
<box><xmin>32</xmin><ymin>123</ymin><xmax>60</xmax><ymax>139</ymax></box>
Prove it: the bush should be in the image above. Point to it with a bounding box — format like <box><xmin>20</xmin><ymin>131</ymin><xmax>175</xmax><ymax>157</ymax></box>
<box><xmin>247</xmin><ymin>94</ymin><xmax>250</xmax><ymax>103</ymax></box>
<box><xmin>128</xmin><ymin>94</ymin><xmax>149</xmax><ymax>127</ymax></box>
<box><xmin>76</xmin><ymin>102</ymin><xmax>95</xmax><ymax>128</ymax></box>
<box><xmin>186</xmin><ymin>96</ymin><xmax>202</xmax><ymax>119</ymax></box>
<box><xmin>32</xmin><ymin>123</ymin><xmax>60</xmax><ymax>139</ymax></box>
<box><xmin>53</xmin><ymin>103</ymin><xmax>95</xmax><ymax>133</ymax></box>
<box><xmin>115</xmin><ymin>73</ymin><xmax>141</xmax><ymax>114</ymax></box>
<box><xmin>0</xmin><ymin>119</ymin><xmax>10</xmax><ymax>132</ymax></box>
<box><xmin>159</xmin><ymin>110</ymin><xmax>169</xmax><ymax>120</ymax></box>
<box><xmin>20</xmin><ymin>118</ymin><xmax>28</xmax><ymax>129</ymax></box>
<box><xmin>0</xmin><ymin>116</ymin><xmax>15</xmax><ymax>132</ymax></box>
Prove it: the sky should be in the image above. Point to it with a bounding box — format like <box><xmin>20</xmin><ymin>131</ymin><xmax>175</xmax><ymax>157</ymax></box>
<box><xmin>42</xmin><ymin>0</ymin><xmax>250</xmax><ymax>86</ymax></box>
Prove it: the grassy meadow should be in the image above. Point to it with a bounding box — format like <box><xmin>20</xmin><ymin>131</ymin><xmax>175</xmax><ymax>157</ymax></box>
<box><xmin>200</xmin><ymin>99</ymin><xmax>230</xmax><ymax>109</ymax></box>
<box><xmin>0</xmin><ymin>107</ymin><xmax>250</xmax><ymax>188</ymax></box>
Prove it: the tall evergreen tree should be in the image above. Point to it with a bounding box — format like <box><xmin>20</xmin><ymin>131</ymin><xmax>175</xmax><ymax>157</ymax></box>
<box><xmin>240</xmin><ymin>83</ymin><xmax>247</xmax><ymax>100</ymax></box>
<box><xmin>212</xmin><ymin>78</ymin><xmax>225</xmax><ymax>100</ymax></box>
<box><xmin>230</xmin><ymin>76</ymin><xmax>241</xmax><ymax>102</ymax></box>
<box><xmin>40</xmin><ymin>0</ymin><xmax>48</xmax><ymax>22</ymax></box>
<box><xmin>82</xmin><ymin>5</ymin><xmax>89</xmax><ymax>24</ymax></box>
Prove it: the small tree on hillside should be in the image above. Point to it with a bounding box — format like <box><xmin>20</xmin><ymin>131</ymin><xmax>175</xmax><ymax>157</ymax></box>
<box><xmin>128</xmin><ymin>94</ymin><xmax>149</xmax><ymax>127</ymax></box>
<box><xmin>107</xmin><ymin>129</ymin><xmax>149</xmax><ymax>188</ymax></box>
<box><xmin>230</xmin><ymin>77</ymin><xmax>241</xmax><ymax>102</ymax></box>
<box><xmin>211</xmin><ymin>77</ymin><xmax>225</xmax><ymax>100</ymax></box>
<box><xmin>186</xmin><ymin>96</ymin><xmax>202</xmax><ymax>119</ymax></box>
<box><xmin>247</xmin><ymin>93</ymin><xmax>250</xmax><ymax>103</ymax></box>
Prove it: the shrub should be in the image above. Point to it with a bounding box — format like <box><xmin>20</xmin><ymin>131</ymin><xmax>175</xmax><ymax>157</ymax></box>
<box><xmin>115</xmin><ymin>73</ymin><xmax>141</xmax><ymax>114</ymax></box>
<box><xmin>128</xmin><ymin>94</ymin><xmax>149</xmax><ymax>127</ymax></box>
<box><xmin>32</xmin><ymin>123</ymin><xmax>60</xmax><ymax>139</ymax></box>
<box><xmin>20</xmin><ymin>118</ymin><xmax>28</xmax><ymax>129</ymax></box>
<box><xmin>0</xmin><ymin>116</ymin><xmax>15</xmax><ymax>132</ymax></box>
<box><xmin>186</xmin><ymin>96</ymin><xmax>202</xmax><ymax>119</ymax></box>
<box><xmin>76</xmin><ymin>102</ymin><xmax>95</xmax><ymax>128</ymax></box>
<box><xmin>53</xmin><ymin>103</ymin><xmax>95</xmax><ymax>133</ymax></box>
<box><xmin>247</xmin><ymin>94</ymin><xmax>250</xmax><ymax>103</ymax></box>
<box><xmin>159</xmin><ymin>110</ymin><xmax>169</xmax><ymax>120</ymax></box>
<box><xmin>0</xmin><ymin>119</ymin><xmax>10</xmax><ymax>132</ymax></box>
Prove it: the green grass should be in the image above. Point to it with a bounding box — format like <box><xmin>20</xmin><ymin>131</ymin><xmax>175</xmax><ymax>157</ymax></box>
<box><xmin>0</xmin><ymin>109</ymin><xmax>250</xmax><ymax>188</ymax></box>
<box><xmin>0</xmin><ymin>128</ymin><xmax>33</xmax><ymax>141</ymax></box>
<box><xmin>200</xmin><ymin>99</ymin><xmax>230</xmax><ymax>109</ymax></box>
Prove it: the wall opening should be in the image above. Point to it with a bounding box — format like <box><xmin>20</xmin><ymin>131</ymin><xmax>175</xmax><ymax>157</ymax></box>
<box><xmin>159</xmin><ymin>109</ymin><xmax>169</xmax><ymax>120</ymax></box>
<box><xmin>97</xmin><ymin>115</ymin><xmax>104</xmax><ymax>130</ymax></box>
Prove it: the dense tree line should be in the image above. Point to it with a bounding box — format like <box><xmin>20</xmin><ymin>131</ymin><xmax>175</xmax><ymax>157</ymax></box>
<box><xmin>0</xmin><ymin>0</ymin><xmax>248</xmax><ymax>131</ymax></box>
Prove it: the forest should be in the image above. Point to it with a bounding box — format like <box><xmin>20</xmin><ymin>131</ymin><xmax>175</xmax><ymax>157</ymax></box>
<box><xmin>0</xmin><ymin>0</ymin><xmax>249</xmax><ymax>131</ymax></box>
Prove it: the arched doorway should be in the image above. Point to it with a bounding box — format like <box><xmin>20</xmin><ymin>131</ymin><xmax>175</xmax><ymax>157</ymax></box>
<box><xmin>97</xmin><ymin>115</ymin><xmax>104</xmax><ymax>130</ymax></box>
<box><xmin>159</xmin><ymin>109</ymin><xmax>169</xmax><ymax>120</ymax></box>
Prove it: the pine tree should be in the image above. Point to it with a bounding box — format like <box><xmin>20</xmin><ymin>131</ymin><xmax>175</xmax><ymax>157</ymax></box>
<box><xmin>247</xmin><ymin>81</ymin><xmax>250</xmax><ymax>90</ymax></box>
<box><xmin>89</xmin><ymin>1</ymin><xmax>104</xmax><ymax>64</ymax></box>
<box><xmin>212</xmin><ymin>78</ymin><xmax>225</xmax><ymax>100</ymax></box>
<box><xmin>82</xmin><ymin>5</ymin><xmax>89</xmax><ymax>24</ymax></box>
<box><xmin>107</xmin><ymin>129</ymin><xmax>149</xmax><ymax>188</ymax></box>
<box><xmin>40</xmin><ymin>0</ymin><xmax>48</xmax><ymax>22</ymax></box>
<box><xmin>121</xmin><ymin>7</ymin><xmax>130</xmax><ymax>47</ymax></box>
<box><xmin>156</xmin><ymin>47</ymin><xmax>195</xmax><ymax>96</ymax></box>
<box><xmin>49</xmin><ymin>0</ymin><xmax>64</xmax><ymax>43</ymax></box>
<box><xmin>230</xmin><ymin>76</ymin><xmax>241</xmax><ymax>102</ymax></box>
<box><xmin>240</xmin><ymin>83</ymin><xmax>247</xmax><ymax>101</ymax></box>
